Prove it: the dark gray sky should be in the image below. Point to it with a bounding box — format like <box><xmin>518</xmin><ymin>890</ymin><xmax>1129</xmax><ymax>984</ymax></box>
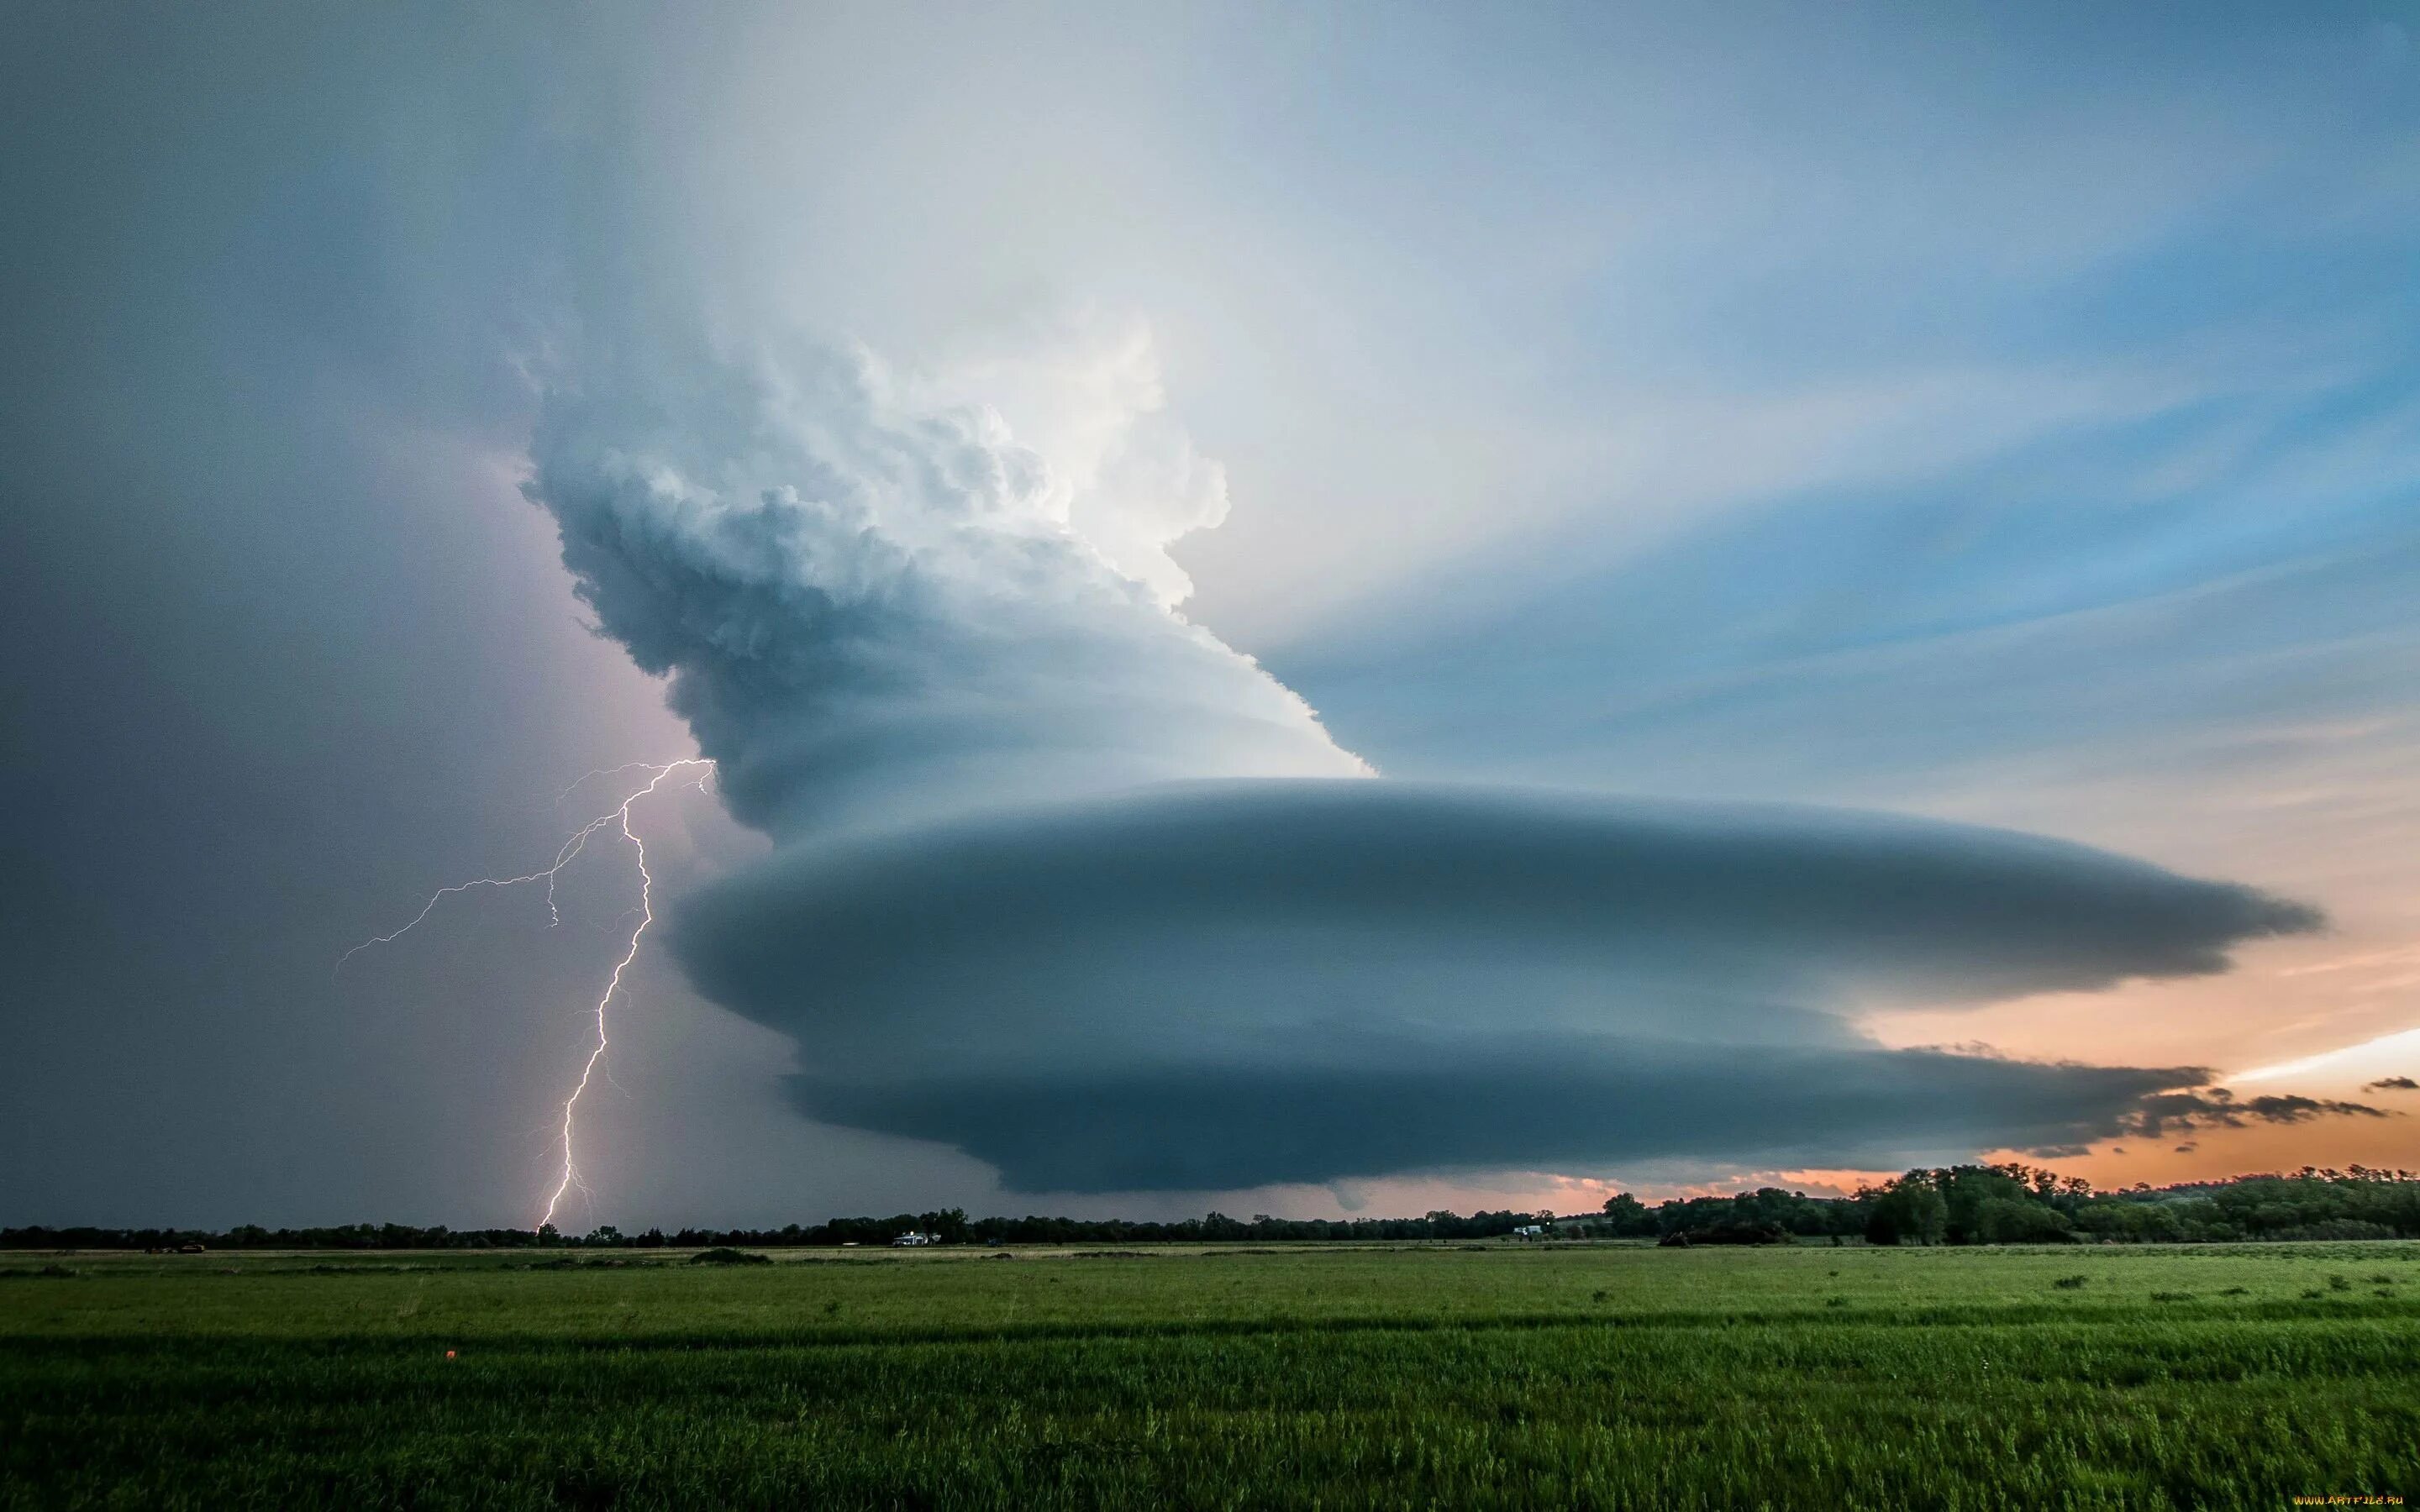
<box><xmin>6</xmin><ymin>2</ymin><xmax>2417</xmax><ymax>1230</ymax></box>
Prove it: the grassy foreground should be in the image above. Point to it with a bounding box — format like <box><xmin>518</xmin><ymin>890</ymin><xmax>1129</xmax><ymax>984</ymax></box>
<box><xmin>4</xmin><ymin>1241</ymin><xmax>2417</xmax><ymax>1509</ymax></box>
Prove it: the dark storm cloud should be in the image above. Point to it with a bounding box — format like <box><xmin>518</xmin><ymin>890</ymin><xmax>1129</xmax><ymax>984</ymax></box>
<box><xmin>679</xmin><ymin>781</ymin><xmax>2316</xmax><ymax>1005</ymax></box>
<box><xmin>671</xmin><ymin>780</ymin><xmax>2320</xmax><ymax>1190</ymax></box>
<box><xmin>802</xmin><ymin>1044</ymin><xmax>2207</xmax><ymax>1194</ymax></box>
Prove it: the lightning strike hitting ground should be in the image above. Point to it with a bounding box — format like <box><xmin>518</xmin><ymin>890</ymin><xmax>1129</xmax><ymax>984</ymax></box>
<box><xmin>335</xmin><ymin>758</ymin><xmax>715</xmax><ymax>1226</ymax></box>
<box><xmin>539</xmin><ymin>759</ymin><xmax>713</xmax><ymax>1228</ymax></box>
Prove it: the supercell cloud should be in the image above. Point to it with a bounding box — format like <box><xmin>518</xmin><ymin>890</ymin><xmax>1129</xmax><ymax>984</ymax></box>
<box><xmin>528</xmin><ymin>334</ymin><xmax>2324</xmax><ymax>1194</ymax></box>
<box><xmin>679</xmin><ymin>782</ymin><xmax>2318</xmax><ymax>1190</ymax></box>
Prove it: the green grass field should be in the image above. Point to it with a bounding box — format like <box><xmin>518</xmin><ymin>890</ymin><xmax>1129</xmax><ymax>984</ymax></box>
<box><xmin>5</xmin><ymin>1241</ymin><xmax>2417</xmax><ymax>1509</ymax></box>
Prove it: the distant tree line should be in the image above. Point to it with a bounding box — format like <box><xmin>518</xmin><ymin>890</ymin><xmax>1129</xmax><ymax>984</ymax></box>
<box><xmin>8</xmin><ymin>1168</ymin><xmax>2417</xmax><ymax>1252</ymax></box>
<box><xmin>0</xmin><ymin>1209</ymin><xmax>1553</xmax><ymax>1252</ymax></box>
<box><xmin>1584</xmin><ymin>1164</ymin><xmax>2420</xmax><ymax>1247</ymax></box>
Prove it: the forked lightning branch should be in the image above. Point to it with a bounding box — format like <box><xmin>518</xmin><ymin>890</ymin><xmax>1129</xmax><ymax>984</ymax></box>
<box><xmin>335</xmin><ymin>759</ymin><xmax>715</xmax><ymax>1226</ymax></box>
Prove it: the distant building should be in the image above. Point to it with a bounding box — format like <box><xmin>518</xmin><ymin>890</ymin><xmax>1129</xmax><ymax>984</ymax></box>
<box><xmin>890</xmin><ymin>1230</ymin><xmax>938</xmax><ymax>1247</ymax></box>
<box><xmin>1511</xmin><ymin>1225</ymin><xmax>1545</xmax><ymax>1242</ymax></box>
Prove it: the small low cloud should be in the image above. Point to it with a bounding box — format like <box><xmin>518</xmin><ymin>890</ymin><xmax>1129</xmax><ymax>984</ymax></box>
<box><xmin>2122</xmin><ymin>1088</ymin><xmax>2396</xmax><ymax>1138</ymax></box>
<box><xmin>2364</xmin><ymin>1075</ymin><xmax>2420</xmax><ymax>1092</ymax></box>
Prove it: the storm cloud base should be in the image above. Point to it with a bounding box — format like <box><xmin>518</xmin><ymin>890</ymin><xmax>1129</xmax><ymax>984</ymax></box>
<box><xmin>676</xmin><ymin>780</ymin><xmax>2319</xmax><ymax>1192</ymax></box>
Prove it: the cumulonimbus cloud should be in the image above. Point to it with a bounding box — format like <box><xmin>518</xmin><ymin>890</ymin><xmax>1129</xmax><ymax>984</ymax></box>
<box><xmin>526</xmin><ymin>332</ymin><xmax>1365</xmax><ymax>842</ymax></box>
<box><xmin>528</xmin><ymin>331</ymin><xmax>2328</xmax><ymax>1193</ymax></box>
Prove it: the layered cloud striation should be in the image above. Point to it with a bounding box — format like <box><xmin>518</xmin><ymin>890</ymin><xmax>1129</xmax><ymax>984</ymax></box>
<box><xmin>676</xmin><ymin>780</ymin><xmax>2319</xmax><ymax>1189</ymax></box>
<box><xmin>529</xmin><ymin>335</ymin><xmax>2324</xmax><ymax>1193</ymax></box>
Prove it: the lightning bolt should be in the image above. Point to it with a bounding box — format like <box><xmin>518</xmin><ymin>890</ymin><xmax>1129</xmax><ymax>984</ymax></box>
<box><xmin>553</xmin><ymin>759</ymin><xmax>698</xmax><ymax>806</ymax></box>
<box><xmin>334</xmin><ymin>812</ymin><xmax>623</xmax><ymax>978</ymax></box>
<box><xmin>335</xmin><ymin>757</ymin><xmax>715</xmax><ymax>1228</ymax></box>
<box><xmin>539</xmin><ymin>758</ymin><xmax>712</xmax><ymax>1229</ymax></box>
